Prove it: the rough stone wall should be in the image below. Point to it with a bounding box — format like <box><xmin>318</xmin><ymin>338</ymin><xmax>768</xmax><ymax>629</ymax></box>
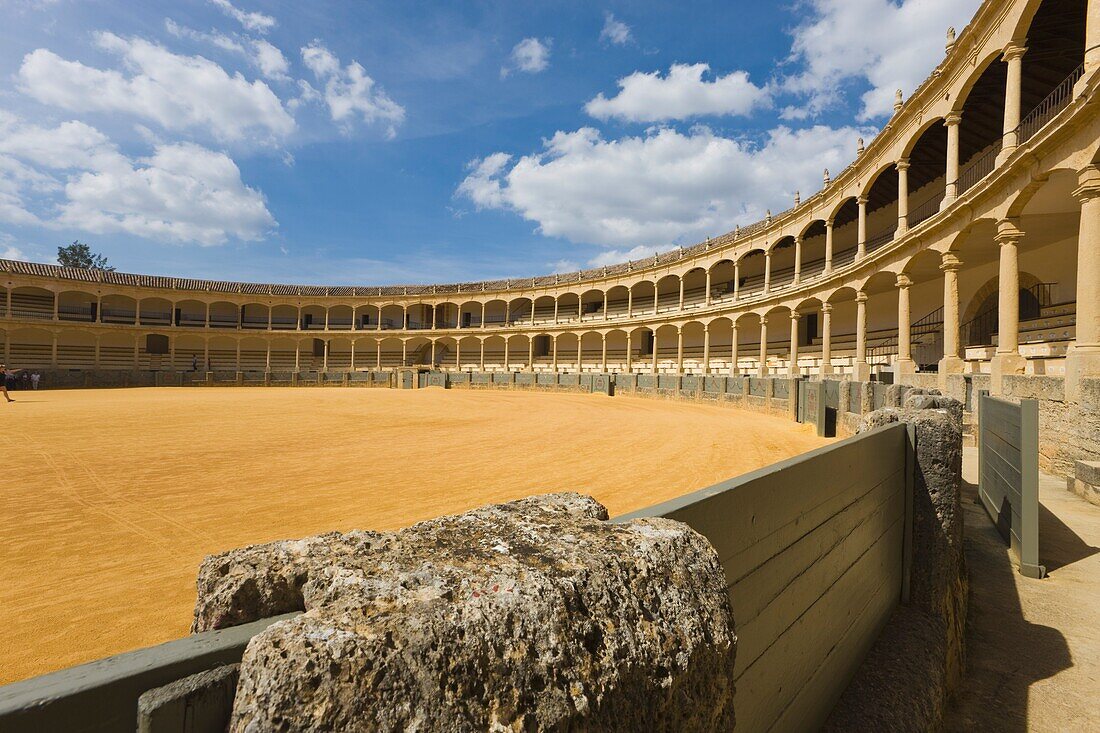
<box><xmin>826</xmin><ymin>401</ymin><xmax>966</xmax><ymax>732</ymax></box>
<box><xmin>1002</xmin><ymin>376</ymin><xmax>1100</xmax><ymax>478</ymax></box>
<box><xmin>193</xmin><ymin>493</ymin><xmax>737</xmax><ymax>732</ymax></box>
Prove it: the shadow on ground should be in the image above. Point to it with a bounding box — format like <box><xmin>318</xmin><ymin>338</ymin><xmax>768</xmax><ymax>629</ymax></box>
<box><xmin>943</xmin><ymin>480</ymin><xmax>1074</xmax><ymax>732</ymax></box>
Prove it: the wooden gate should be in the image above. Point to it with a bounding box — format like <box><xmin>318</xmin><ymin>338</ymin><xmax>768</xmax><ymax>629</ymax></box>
<box><xmin>977</xmin><ymin>393</ymin><xmax>1044</xmax><ymax>578</ymax></box>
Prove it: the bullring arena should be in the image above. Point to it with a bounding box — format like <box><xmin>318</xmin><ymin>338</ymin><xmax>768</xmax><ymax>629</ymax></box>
<box><xmin>3</xmin><ymin>0</ymin><xmax>1100</xmax><ymax>730</ymax></box>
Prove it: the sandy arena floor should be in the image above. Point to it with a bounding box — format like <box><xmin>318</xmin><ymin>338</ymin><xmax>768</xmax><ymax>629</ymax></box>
<box><xmin>0</xmin><ymin>386</ymin><xmax>829</xmax><ymax>683</ymax></box>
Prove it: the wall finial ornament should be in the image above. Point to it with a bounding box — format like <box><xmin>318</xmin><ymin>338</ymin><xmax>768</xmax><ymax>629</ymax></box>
<box><xmin>857</xmin><ymin>137</ymin><xmax>865</xmax><ymax>155</ymax></box>
<box><xmin>946</xmin><ymin>26</ymin><xmax>956</xmax><ymax>53</ymax></box>
<box><xmin>794</xmin><ymin>190</ymin><xmax>800</xmax><ymax>206</ymax></box>
<box><xmin>894</xmin><ymin>89</ymin><xmax>903</xmax><ymax>112</ymax></box>
<box><xmin>823</xmin><ymin>168</ymin><xmax>830</xmax><ymax>185</ymax></box>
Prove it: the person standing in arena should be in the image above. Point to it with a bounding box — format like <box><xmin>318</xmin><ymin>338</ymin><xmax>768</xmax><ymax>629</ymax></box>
<box><xmin>1</xmin><ymin>364</ymin><xmax>17</xmax><ymax>403</ymax></box>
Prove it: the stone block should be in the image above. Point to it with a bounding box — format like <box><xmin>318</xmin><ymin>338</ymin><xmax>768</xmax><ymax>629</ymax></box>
<box><xmin>197</xmin><ymin>494</ymin><xmax>736</xmax><ymax>731</ymax></box>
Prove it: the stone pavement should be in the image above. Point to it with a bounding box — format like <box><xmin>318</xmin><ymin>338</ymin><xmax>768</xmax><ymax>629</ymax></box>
<box><xmin>944</xmin><ymin>449</ymin><xmax>1100</xmax><ymax>732</ymax></box>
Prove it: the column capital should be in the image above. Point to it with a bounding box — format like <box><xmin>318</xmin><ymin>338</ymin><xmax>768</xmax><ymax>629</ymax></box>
<box><xmin>995</xmin><ymin>218</ymin><xmax>1025</xmax><ymax>246</ymax></box>
<box><xmin>825</xmin><ymin>217</ymin><xmax>835</xmax><ymax>227</ymax></box>
<box><xmin>944</xmin><ymin>112</ymin><xmax>962</xmax><ymax>126</ymax></box>
<box><xmin>1073</xmin><ymin>165</ymin><xmax>1100</xmax><ymax>203</ymax></box>
<box><xmin>759</xmin><ymin>314</ymin><xmax>768</xmax><ymax>325</ymax></box>
<box><xmin>855</xmin><ymin>290</ymin><xmax>868</xmax><ymax>303</ymax></box>
<box><xmin>940</xmin><ymin>252</ymin><xmax>963</xmax><ymax>272</ymax></box>
<box><xmin>895</xmin><ymin>158</ymin><xmax>910</xmax><ymax>171</ymax></box>
<box><xmin>896</xmin><ymin>273</ymin><xmax>913</xmax><ymax>289</ymax></box>
<box><xmin>821</xmin><ymin>302</ymin><xmax>832</xmax><ymax>313</ymax></box>
<box><xmin>790</xmin><ymin>311</ymin><xmax>801</xmax><ymax>321</ymax></box>
<box><xmin>794</xmin><ymin>234</ymin><xmax>803</xmax><ymax>245</ymax></box>
<box><xmin>1002</xmin><ymin>43</ymin><xmax>1027</xmax><ymax>62</ymax></box>
<box><xmin>857</xmin><ymin>195</ymin><xmax>868</xmax><ymax>206</ymax></box>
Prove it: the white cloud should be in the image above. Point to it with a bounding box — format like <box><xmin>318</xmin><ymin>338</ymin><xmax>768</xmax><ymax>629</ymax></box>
<box><xmin>0</xmin><ymin>115</ymin><xmax>275</xmax><ymax>245</ymax></box>
<box><xmin>548</xmin><ymin>258</ymin><xmax>579</xmax><ymax>273</ymax></box>
<box><xmin>17</xmin><ymin>33</ymin><xmax>295</xmax><ymax>143</ymax></box>
<box><xmin>502</xmin><ymin>37</ymin><xmax>551</xmax><ymax>77</ymax></box>
<box><xmin>164</xmin><ymin>19</ymin><xmax>290</xmax><ymax>81</ymax></box>
<box><xmin>586</xmin><ymin>63</ymin><xmax>770</xmax><ymax>123</ymax></box>
<box><xmin>1</xmin><ymin>243</ymin><xmax>29</xmax><ymax>261</ymax></box>
<box><xmin>457</xmin><ymin>124</ymin><xmax>867</xmax><ymax>249</ymax></box>
<box><xmin>301</xmin><ymin>41</ymin><xmax>405</xmax><ymax>137</ymax></box>
<box><xmin>600</xmin><ymin>12</ymin><xmax>631</xmax><ymax>45</ymax></box>
<box><xmin>207</xmin><ymin>0</ymin><xmax>275</xmax><ymax>34</ymax></box>
<box><xmin>588</xmin><ymin>244</ymin><xmax>675</xmax><ymax>267</ymax></box>
<box><xmin>783</xmin><ymin>0</ymin><xmax>981</xmax><ymax>119</ymax></box>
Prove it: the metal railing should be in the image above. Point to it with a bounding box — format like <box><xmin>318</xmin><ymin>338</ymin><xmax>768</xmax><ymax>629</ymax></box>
<box><xmin>957</xmin><ymin>142</ymin><xmax>1001</xmax><ymax>195</ymax></box>
<box><xmin>865</xmin><ymin>228</ymin><xmax>896</xmax><ymax>254</ymax></box>
<box><xmin>1019</xmin><ymin>64</ymin><xmax>1084</xmax><ymax>144</ymax></box>
<box><xmin>907</xmin><ymin>192</ymin><xmax>945</xmax><ymax>227</ymax></box>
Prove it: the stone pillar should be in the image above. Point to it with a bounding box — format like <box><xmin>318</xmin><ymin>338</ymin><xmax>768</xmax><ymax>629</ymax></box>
<box><xmin>1067</xmin><ymin>165</ymin><xmax>1100</xmax><ymax>402</ymax></box>
<box><xmin>626</xmin><ymin>332</ymin><xmax>633</xmax><ymax>373</ymax></box>
<box><xmin>731</xmin><ymin>324</ymin><xmax>739</xmax><ymax>376</ymax></box>
<box><xmin>350</xmin><ymin>341</ymin><xmax>356</xmax><ymax>371</ymax></box>
<box><xmin>51</xmin><ymin>333</ymin><xmax>58</xmax><ymax>368</ymax></box>
<box><xmin>824</xmin><ymin>219</ymin><xmax>835</xmax><ymax>273</ymax></box>
<box><xmin>530</xmin><ymin>302</ymin><xmax>536</xmax><ymax>326</ymax></box>
<box><xmin>431</xmin><ymin>305</ymin><xmax>437</xmax><ymax>330</ymax></box>
<box><xmin>653</xmin><ymin>285</ymin><xmax>659</xmax><ymax>314</ymax></box>
<box><xmin>601</xmin><ymin>333</ymin><xmax>607</xmax><ymax>372</ymax></box>
<box><xmin>576</xmin><ymin>338</ymin><xmax>582</xmax><ymax>374</ymax></box>
<box><xmin>998</xmin><ymin>44</ymin><xmax>1027</xmax><ymax>165</ymax></box>
<box><xmin>702</xmin><ymin>325</ymin><xmax>711</xmax><ymax>374</ymax></box>
<box><xmin>479</xmin><ymin>339</ymin><xmax>485</xmax><ymax>371</ymax></box>
<box><xmin>528</xmin><ymin>337</ymin><xmax>534</xmax><ymax>372</ymax></box>
<box><xmin>821</xmin><ymin>303</ymin><xmax>833</xmax><ymax>375</ymax></box>
<box><xmin>651</xmin><ymin>330</ymin><xmax>659</xmax><ymax>374</ymax></box>
<box><xmin>990</xmin><ymin>218</ymin><xmax>1027</xmax><ymax>393</ymax></box>
<box><xmin>503</xmin><ymin>338</ymin><xmax>509</xmax><ymax>371</ymax></box>
<box><xmin>553</xmin><ymin>298</ymin><xmax>559</xmax><ymax>325</ymax></box>
<box><xmin>552</xmin><ymin>335</ymin><xmax>558</xmax><ymax>371</ymax></box>
<box><xmin>1086</xmin><ymin>0</ymin><xmax>1100</xmax><ymax>80</ymax></box>
<box><xmin>678</xmin><ymin>278</ymin><xmax>685</xmax><ymax>310</ymax></box>
<box><xmin>943</xmin><ymin>113</ymin><xmax>961</xmax><ymax>206</ymax></box>
<box><xmin>789</xmin><ymin>311</ymin><xmax>800</xmax><ymax>377</ymax></box>
<box><xmin>676</xmin><ymin>328</ymin><xmax>684</xmax><ymax>374</ymax></box>
<box><xmin>602</xmin><ymin>292</ymin><xmax>609</xmax><ymax>321</ymax></box>
<box><xmin>764</xmin><ymin>251</ymin><xmax>772</xmax><ymax>294</ymax></box>
<box><xmin>939</xmin><ymin>253</ymin><xmax>964</xmax><ymax>376</ymax></box>
<box><xmin>896</xmin><ymin>159</ymin><xmax>910</xmax><ymax>235</ymax></box>
<box><xmin>895</xmin><ymin>274</ymin><xmax>916</xmax><ymax>375</ymax></box>
<box><xmin>705</xmin><ymin>270</ymin><xmax>712</xmax><ymax>305</ymax></box>
<box><xmin>480</xmin><ymin>303</ymin><xmax>486</xmax><ymax>329</ymax></box>
<box><xmin>855</xmin><ymin>291</ymin><xmax>870</xmax><ymax>381</ymax></box>
<box><xmin>793</xmin><ymin>236</ymin><xmax>803</xmax><ymax>284</ymax></box>
<box><xmin>403</xmin><ymin>340</ymin><xmax>409</xmax><ymax>368</ymax></box>
<box><xmin>856</xmin><ymin>196</ymin><xmax>868</xmax><ymax>259</ymax></box>
<box><xmin>733</xmin><ymin>263</ymin><xmax>741</xmax><ymax>300</ymax></box>
<box><xmin>758</xmin><ymin>315</ymin><xmax>768</xmax><ymax>377</ymax></box>
<box><xmin>203</xmin><ymin>301</ymin><xmax>209</xmax><ymax>328</ymax></box>
<box><xmin>627</xmin><ymin>289</ymin><xmax>633</xmax><ymax>317</ymax></box>
<box><xmin>376</xmin><ymin>340</ymin><xmax>382</xmax><ymax>370</ymax></box>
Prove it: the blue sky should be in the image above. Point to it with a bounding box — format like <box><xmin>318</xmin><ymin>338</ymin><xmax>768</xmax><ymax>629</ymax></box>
<box><xmin>0</xmin><ymin>0</ymin><xmax>981</xmax><ymax>284</ymax></box>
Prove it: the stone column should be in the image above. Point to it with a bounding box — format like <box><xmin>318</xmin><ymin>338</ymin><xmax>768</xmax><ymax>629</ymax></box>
<box><xmin>939</xmin><ymin>253</ymin><xmax>964</xmax><ymax>376</ymax></box>
<box><xmin>895</xmin><ymin>274</ymin><xmax>916</xmax><ymax>375</ymax></box>
<box><xmin>702</xmin><ymin>325</ymin><xmax>711</xmax><ymax>374</ymax></box>
<box><xmin>651</xmin><ymin>330</ymin><xmax>659</xmax><ymax>374</ymax></box>
<box><xmin>943</xmin><ymin>113</ymin><xmax>961</xmax><ymax>206</ymax></box>
<box><xmin>552</xmin><ymin>335</ymin><xmax>558</xmax><ymax>371</ymax></box>
<box><xmin>1086</xmin><ymin>0</ymin><xmax>1100</xmax><ymax>80</ymax></box>
<box><xmin>705</xmin><ymin>270</ymin><xmax>712</xmax><ymax>305</ymax></box>
<box><xmin>678</xmin><ymin>278</ymin><xmax>685</xmax><ymax>310</ymax></box>
<box><xmin>896</xmin><ymin>159</ymin><xmax>910</xmax><ymax>235</ymax></box>
<box><xmin>789</xmin><ymin>311</ymin><xmax>800</xmax><ymax>376</ymax></box>
<box><xmin>763</xmin><ymin>251</ymin><xmax>772</xmax><ymax>294</ymax></box>
<box><xmin>997</xmin><ymin>44</ymin><xmax>1027</xmax><ymax>165</ymax></box>
<box><xmin>857</xmin><ymin>196</ymin><xmax>868</xmax><ymax>259</ymax></box>
<box><xmin>350</xmin><ymin>341</ymin><xmax>356</xmax><ymax>371</ymax></box>
<box><xmin>203</xmin><ymin>301</ymin><xmax>209</xmax><ymax>328</ymax></box>
<box><xmin>855</xmin><ymin>291</ymin><xmax>870</xmax><ymax>381</ymax></box>
<box><xmin>676</xmin><ymin>328</ymin><xmax>684</xmax><ymax>374</ymax></box>
<box><xmin>653</xmin><ymin>285</ymin><xmax>659</xmax><ymax>314</ymax></box>
<box><xmin>431</xmin><ymin>305</ymin><xmax>437</xmax><ymax>330</ymax></box>
<box><xmin>553</xmin><ymin>297</ymin><xmax>559</xmax><ymax>325</ymax></box>
<box><xmin>627</xmin><ymin>289</ymin><xmax>634</xmax><ymax>317</ymax></box>
<box><xmin>821</xmin><ymin>303</ymin><xmax>833</xmax><ymax>375</ymax></box>
<box><xmin>730</xmin><ymin>323</ymin><xmax>739</xmax><ymax>374</ymax></box>
<box><xmin>824</xmin><ymin>219</ymin><xmax>835</xmax><ymax>273</ymax></box>
<box><xmin>528</xmin><ymin>337</ymin><xmax>535</xmax><ymax>372</ymax></box>
<box><xmin>479</xmin><ymin>339</ymin><xmax>485</xmax><ymax>371</ymax></box>
<box><xmin>626</xmin><ymin>332</ymin><xmax>633</xmax><ymax>373</ymax></box>
<box><xmin>480</xmin><ymin>303</ymin><xmax>486</xmax><ymax>329</ymax></box>
<box><xmin>733</xmin><ymin>263</ymin><xmax>741</xmax><ymax>300</ymax></box>
<box><xmin>793</xmin><ymin>236</ymin><xmax>803</xmax><ymax>284</ymax></box>
<box><xmin>51</xmin><ymin>333</ymin><xmax>58</xmax><ymax>368</ymax></box>
<box><xmin>1067</xmin><ymin>165</ymin><xmax>1100</xmax><ymax>401</ymax></box>
<box><xmin>503</xmin><ymin>339</ymin><xmax>509</xmax><ymax>371</ymax></box>
<box><xmin>730</xmin><ymin>324</ymin><xmax>739</xmax><ymax>376</ymax></box>
<box><xmin>376</xmin><ymin>340</ymin><xmax>382</xmax><ymax>370</ymax></box>
<box><xmin>602</xmin><ymin>292</ymin><xmax>609</xmax><ymax>321</ymax></box>
<box><xmin>990</xmin><ymin>218</ymin><xmax>1027</xmax><ymax>392</ymax></box>
<box><xmin>530</xmin><ymin>302</ymin><xmax>536</xmax><ymax>326</ymax></box>
<box><xmin>576</xmin><ymin>338</ymin><xmax>582</xmax><ymax>374</ymax></box>
<box><xmin>403</xmin><ymin>339</ymin><xmax>409</xmax><ymax>368</ymax></box>
<box><xmin>266</xmin><ymin>341</ymin><xmax>272</xmax><ymax>371</ymax></box>
<box><xmin>758</xmin><ymin>315</ymin><xmax>768</xmax><ymax>377</ymax></box>
<box><xmin>601</xmin><ymin>333</ymin><xmax>608</xmax><ymax>372</ymax></box>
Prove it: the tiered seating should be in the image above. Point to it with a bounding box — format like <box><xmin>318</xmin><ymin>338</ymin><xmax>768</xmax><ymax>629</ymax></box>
<box><xmin>13</xmin><ymin>292</ymin><xmax>55</xmax><ymax>320</ymax></box>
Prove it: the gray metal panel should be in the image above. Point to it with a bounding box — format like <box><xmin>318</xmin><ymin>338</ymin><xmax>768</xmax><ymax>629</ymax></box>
<box><xmin>616</xmin><ymin>424</ymin><xmax>907</xmax><ymax>733</ymax></box>
<box><xmin>823</xmin><ymin>379</ymin><xmax>840</xmax><ymax>409</ymax></box>
<box><xmin>848</xmin><ymin>382</ymin><xmax>863</xmax><ymax>413</ymax></box>
<box><xmin>0</xmin><ymin>615</ymin><xmax>296</xmax><ymax>733</ymax></box>
<box><xmin>978</xmin><ymin>395</ymin><xmax>1045</xmax><ymax>577</ymax></box>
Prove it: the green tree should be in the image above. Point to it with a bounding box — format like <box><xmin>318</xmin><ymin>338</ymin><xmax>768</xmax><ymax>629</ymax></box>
<box><xmin>57</xmin><ymin>241</ymin><xmax>114</xmax><ymax>271</ymax></box>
